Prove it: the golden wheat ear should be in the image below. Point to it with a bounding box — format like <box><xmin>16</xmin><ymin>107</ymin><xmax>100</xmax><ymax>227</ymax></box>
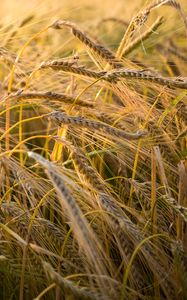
<box><xmin>8</xmin><ymin>90</ymin><xmax>94</xmax><ymax>108</ymax></box>
<box><xmin>39</xmin><ymin>60</ymin><xmax>113</xmax><ymax>82</ymax></box>
<box><xmin>42</xmin><ymin>261</ymin><xmax>110</xmax><ymax>300</ymax></box>
<box><xmin>28</xmin><ymin>151</ymin><xmax>116</xmax><ymax>297</ymax></box>
<box><xmin>46</xmin><ymin>111</ymin><xmax>148</xmax><ymax>141</ymax></box>
<box><xmin>50</xmin><ymin>20</ymin><xmax>123</xmax><ymax>68</ymax></box>
<box><xmin>123</xmin><ymin>16</ymin><xmax>164</xmax><ymax>56</ymax></box>
<box><xmin>52</xmin><ymin>136</ymin><xmax>175</xmax><ymax>295</ymax></box>
<box><xmin>148</xmin><ymin>0</ymin><xmax>187</xmax><ymax>27</ymax></box>
<box><xmin>118</xmin><ymin>0</ymin><xmax>187</xmax><ymax>59</ymax></box>
<box><xmin>98</xmin><ymin>17</ymin><xmax>128</xmax><ymax>28</ymax></box>
<box><xmin>106</xmin><ymin>68</ymin><xmax>187</xmax><ymax>89</ymax></box>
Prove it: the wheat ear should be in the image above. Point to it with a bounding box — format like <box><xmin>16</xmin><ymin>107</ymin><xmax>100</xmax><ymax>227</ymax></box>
<box><xmin>8</xmin><ymin>90</ymin><xmax>94</xmax><ymax>108</ymax></box>
<box><xmin>46</xmin><ymin>111</ymin><xmax>147</xmax><ymax>141</ymax></box>
<box><xmin>117</xmin><ymin>0</ymin><xmax>187</xmax><ymax>59</ymax></box>
<box><xmin>147</xmin><ymin>0</ymin><xmax>187</xmax><ymax>31</ymax></box>
<box><xmin>105</xmin><ymin>68</ymin><xmax>187</xmax><ymax>89</ymax></box>
<box><xmin>98</xmin><ymin>17</ymin><xmax>128</xmax><ymax>27</ymax></box>
<box><xmin>42</xmin><ymin>261</ymin><xmax>109</xmax><ymax>300</ymax></box>
<box><xmin>162</xmin><ymin>196</ymin><xmax>187</xmax><ymax>223</ymax></box>
<box><xmin>123</xmin><ymin>16</ymin><xmax>164</xmax><ymax>56</ymax></box>
<box><xmin>52</xmin><ymin>137</ymin><xmax>150</xmax><ymax>290</ymax></box>
<box><xmin>28</xmin><ymin>151</ymin><xmax>114</xmax><ymax>297</ymax></box>
<box><xmin>60</xmin><ymin>140</ymin><xmax>175</xmax><ymax>297</ymax></box>
<box><xmin>75</xmin><ymin>150</ymin><xmax>174</xmax><ymax>297</ymax></box>
<box><xmin>50</xmin><ymin>20</ymin><xmax>123</xmax><ymax>68</ymax></box>
<box><xmin>0</xmin><ymin>46</ymin><xmax>17</xmax><ymax>65</ymax></box>
<box><xmin>40</xmin><ymin>60</ymin><xmax>115</xmax><ymax>82</ymax></box>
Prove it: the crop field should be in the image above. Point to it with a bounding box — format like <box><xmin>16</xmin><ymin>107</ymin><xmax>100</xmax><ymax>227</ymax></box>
<box><xmin>0</xmin><ymin>0</ymin><xmax>187</xmax><ymax>299</ymax></box>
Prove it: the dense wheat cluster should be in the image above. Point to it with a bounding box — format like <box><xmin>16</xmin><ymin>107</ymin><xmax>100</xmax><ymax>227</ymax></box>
<box><xmin>0</xmin><ymin>0</ymin><xmax>187</xmax><ymax>299</ymax></box>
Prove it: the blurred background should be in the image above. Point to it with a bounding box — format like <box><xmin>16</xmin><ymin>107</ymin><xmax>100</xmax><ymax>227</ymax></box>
<box><xmin>0</xmin><ymin>0</ymin><xmax>156</xmax><ymax>23</ymax></box>
<box><xmin>1</xmin><ymin>0</ymin><xmax>186</xmax><ymax>33</ymax></box>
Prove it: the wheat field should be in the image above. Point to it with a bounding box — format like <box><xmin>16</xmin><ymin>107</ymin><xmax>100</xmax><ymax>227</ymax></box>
<box><xmin>0</xmin><ymin>0</ymin><xmax>187</xmax><ymax>299</ymax></box>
